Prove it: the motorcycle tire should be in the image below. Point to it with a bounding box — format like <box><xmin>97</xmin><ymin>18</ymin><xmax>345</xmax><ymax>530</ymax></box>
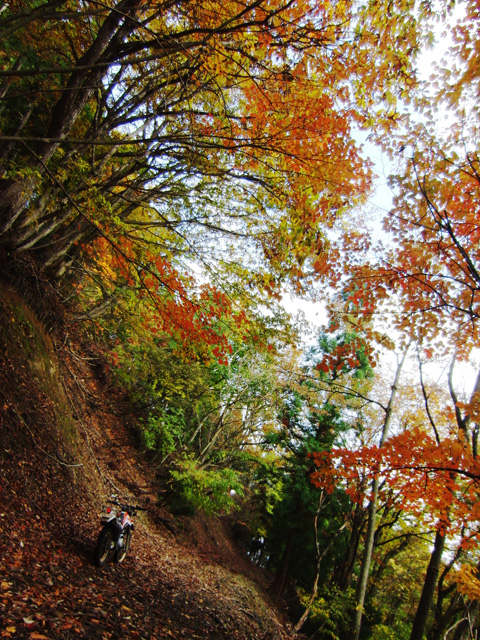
<box><xmin>93</xmin><ymin>526</ymin><xmax>114</xmax><ymax>567</ymax></box>
<box><xmin>115</xmin><ymin>529</ymin><xmax>132</xmax><ymax>563</ymax></box>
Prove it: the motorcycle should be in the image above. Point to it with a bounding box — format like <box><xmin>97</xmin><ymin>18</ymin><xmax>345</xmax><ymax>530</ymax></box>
<box><xmin>93</xmin><ymin>495</ymin><xmax>147</xmax><ymax>567</ymax></box>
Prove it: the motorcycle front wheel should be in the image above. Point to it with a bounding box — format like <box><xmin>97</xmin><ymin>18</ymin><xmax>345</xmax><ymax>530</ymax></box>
<box><xmin>93</xmin><ymin>526</ymin><xmax>114</xmax><ymax>567</ymax></box>
<box><xmin>115</xmin><ymin>529</ymin><xmax>132</xmax><ymax>563</ymax></box>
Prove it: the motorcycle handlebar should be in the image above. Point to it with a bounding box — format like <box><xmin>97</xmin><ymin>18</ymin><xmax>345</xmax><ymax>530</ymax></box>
<box><xmin>108</xmin><ymin>499</ymin><xmax>147</xmax><ymax>512</ymax></box>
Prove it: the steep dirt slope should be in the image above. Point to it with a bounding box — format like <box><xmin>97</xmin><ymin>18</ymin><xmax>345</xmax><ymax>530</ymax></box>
<box><xmin>0</xmin><ymin>278</ymin><xmax>295</xmax><ymax>640</ymax></box>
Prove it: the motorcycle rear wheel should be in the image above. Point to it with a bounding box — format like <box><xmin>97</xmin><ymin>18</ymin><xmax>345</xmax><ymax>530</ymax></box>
<box><xmin>93</xmin><ymin>527</ymin><xmax>114</xmax><ymax>567</ymax></box>
<box><xmin>115</xmin><ymin>529</ymin><xmax>132</xmax><ymax>563</ymax></box>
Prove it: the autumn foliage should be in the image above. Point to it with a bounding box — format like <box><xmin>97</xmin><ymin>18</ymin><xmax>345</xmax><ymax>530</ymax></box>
<box><xmin>310</xmin><ymin>428</ymin><xmax>480</xmax><ymax>536</ymax></box>
<box><xmin>3</xmin><ymin>1</ymin><xmax>480</xmax><ymax>639</ymax></box>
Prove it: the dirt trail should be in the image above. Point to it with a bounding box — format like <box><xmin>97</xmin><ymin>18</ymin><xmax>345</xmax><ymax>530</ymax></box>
<box><xmin>0</xmin><ymin>282</ymin><xmax>295</xmax><ymax>640</ymax></box>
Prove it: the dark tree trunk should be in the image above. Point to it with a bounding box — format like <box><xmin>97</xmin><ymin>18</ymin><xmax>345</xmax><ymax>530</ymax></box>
<box><xmin>0</xmin><ymin>0</ymin><xmax>143</xmax><ymax>253</ymax></box>
<box><xmin>452</xmin><ymin>601</ymin><xmax>480</xmax><ymax>640</ymax></box>
<box><xmin>39</xmin><ymin>0</ymin><xmax>143</xmax><ymax>164</ymax></box>
<box><xmin>268</xmin><ymin>532</ymin><xmax>294</xmax><ymax>604</ymax></box>
<box><xmin>428</xmin><ymin>590</ymin><xmax>464</xmax><ymax>640</ymax></box>
<box><xmin>0</xmin><ymin>178</ymin><xmax>35</xmax><ymax>235</ymax></box>
<box><xmin>409</xmin><ymin>530</ymin><xmax>446</xmax><ymax>640</ymax></box>
<box><xmin>333</xmin><ymin>502</ymin><xmax>365</xmax><ymax>590</ymax></box>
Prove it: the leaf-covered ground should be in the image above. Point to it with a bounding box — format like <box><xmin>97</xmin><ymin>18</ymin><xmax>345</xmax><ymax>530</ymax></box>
<box><xmin>0</xmin><ymin>278</ymin><xmax>295</xmax><ymax>640</ymax></box>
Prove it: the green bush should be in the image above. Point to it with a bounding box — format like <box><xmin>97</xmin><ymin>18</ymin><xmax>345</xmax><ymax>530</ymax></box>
<box><xmin>370</xmin><ymin>624</ymin><xmax>405</xmax><ymax>640</ymax></box>
<box><xmin>297</xmin><ymin>585</ymin><xmax>355</xmax><ymax>640</ymax></box>
<box><xmin>141</xmin><ymin>409</ymin><xmax>185</xmax><ymax>461</ymax></box>
<box><xmin>169</xmin><ymin>457</ymin><xmax>243</xmax><ymax>516</ymax></box>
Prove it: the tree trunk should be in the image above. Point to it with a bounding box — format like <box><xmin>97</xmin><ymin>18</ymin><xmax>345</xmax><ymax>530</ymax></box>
<box><xmin>295</xmin><ymin>516</ymin><xmax>348</xmax><ymax>633</ymax></box>
<box><xmin>427</xmin><ymin>535</ymin><xmax>464</xmax><ymax>640</ymax></box>
<box><xmin>353</xmin><ymin>479</ymin><xmax>380</xmax><ymax>640</ymax></box>
<box><xmin>269</xmin><ymin>532</ymin><xmax>294</xmax><ymax>604</ymax></box>
<box><xmin>452</xmin><ymin>600</ymin><xmax>480</xmax><ymax>640</ymax></box>
<box><xmin>0</xmin><ymin>0</ymin><xmax>142</xmax><ymax>243</ymax></box>
<box><xmin>409</xmin><ymin>530</ymin><xmax>446</xmax><ymax>640</ymax></box>
<box><xmin>39</xmin><ymin>0</ymin><xmax>143</xmax><ymax>165</ymax></box>
<box><xmin>0</xmin><ymin>178</ymin><xmax>36</xmax><ymax>235</ymax></box>
<box><xmin>428</xmin><ymin>590</ymin><xmax>463</xmax><ymax>640</ymax></box>
<box><xmin>334</xmin><ymin>501</ymin><xmax>366</xmax><ymax>590</ymax></box>
<box><xmin>352</xmin><ymin>343</ymin><xmax>410</xmax><ymax>640</ymax></box>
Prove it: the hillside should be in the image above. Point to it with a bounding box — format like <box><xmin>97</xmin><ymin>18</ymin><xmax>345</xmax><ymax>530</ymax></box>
<box><xmin>0</xmin><ymin>274</ymin><xmax>295</xmax><ymax>640</ymax></box>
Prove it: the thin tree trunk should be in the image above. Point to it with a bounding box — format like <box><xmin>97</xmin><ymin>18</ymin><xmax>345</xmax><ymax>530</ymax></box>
<box><xmin>352</xmin><ymin>343</ymin><xmax>410</xmax><ymax>640</ymax></box>
<box><xmin>353</xmin><ymin>479</ymin><xmax>380</xmax><ymax>640</ymax></box>
<box><xmin>295</xmin><ymin>519</ymin><xmax>348</xmax><ymax>632</ymax></box>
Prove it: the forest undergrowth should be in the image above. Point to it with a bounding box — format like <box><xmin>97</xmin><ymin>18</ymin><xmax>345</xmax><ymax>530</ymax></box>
<box><xmin>0</xmin><ymin>275</ymin><xmax>295</xmax><ymax>640</ymax></box>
